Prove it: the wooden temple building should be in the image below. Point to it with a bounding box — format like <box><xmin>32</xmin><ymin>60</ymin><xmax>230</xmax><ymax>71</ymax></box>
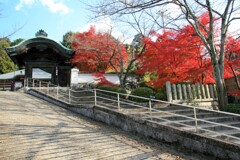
<box><xmin>6</xmin><ymin>30</ymin><xmax>74</xmax><ymax>86</ymax></box>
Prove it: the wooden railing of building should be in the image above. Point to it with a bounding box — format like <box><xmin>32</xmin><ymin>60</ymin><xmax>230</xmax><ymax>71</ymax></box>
<box><xmin>0</xmin><ymin>79</ymin><xmax>12</xmax><ymax>91</ymax></box>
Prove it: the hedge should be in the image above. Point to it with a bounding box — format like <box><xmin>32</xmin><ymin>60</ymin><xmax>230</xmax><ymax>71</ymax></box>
<box><xmin>155</xmin><ymin>89</ymin><xmax>167</xmax><ymax>101</ymax></box>
<box><xmin>97</xmin><ymin>85</ymin><xmax>127</xmax><ymax>98</ymax></box>
<box><xmin>223</xmin><ymin>104</ymin><xmax>240</xmax><ymax>114</ymax></box>
<box><xmin>129</xmin><ymin>87</ymin><xmax>154</xmax><ymax>102</ymax></box>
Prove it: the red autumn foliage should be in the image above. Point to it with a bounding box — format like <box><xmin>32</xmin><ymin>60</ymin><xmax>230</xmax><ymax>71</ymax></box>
<box><xmin>225</xmin><ymin>37</ymin><xmax>240</xmax><ymax>77</ymax></box>
<box><xmin>92</xmin><ymin>73</ymin><xmax>116</xmax><ymax>87</ymax></box>
<box><xmin>71</xmin><ymin>26</ymin><xmax>129</xmax><ymax>73</ymax></box>
<box><xmin>137</xmin><ymin>13</ymin><xmax>240</xmax><ymax>90</ymax></box>
<box><xmin>227</xmin><ymin>90</ymin><xmax>240</xmax><ymax>97</ymax></box>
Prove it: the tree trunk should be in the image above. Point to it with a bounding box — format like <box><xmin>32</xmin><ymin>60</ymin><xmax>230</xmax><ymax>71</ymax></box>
<box><xmin>213</xmin><ymin>63</ymin><xmax>227</xmax><ymax>110</ymax></box>
<box><xmin>229</xmin><ymin>64</ymin><xmax>240</xmax><ymax>90</ymax></box>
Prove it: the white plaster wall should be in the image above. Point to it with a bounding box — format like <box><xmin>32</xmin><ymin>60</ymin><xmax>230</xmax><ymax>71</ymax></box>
<box><xmin>77</xmin><ymin>73</ymin><xmax>120</xmax><ymax>84</ymax></box>
<box><xmin>70</xmin><ymin>68</ymin><xmax>120</xmax><ymax>87</ymax></box>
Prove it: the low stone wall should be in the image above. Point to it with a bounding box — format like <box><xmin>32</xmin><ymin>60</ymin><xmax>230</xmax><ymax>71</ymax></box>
<box><xmin>27</xmin><ymin>89</ymin><xmax>240</xmax><ymax>160</ymax></box>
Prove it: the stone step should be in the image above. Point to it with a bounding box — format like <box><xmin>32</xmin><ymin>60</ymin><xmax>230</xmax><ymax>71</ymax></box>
<box><xmin>181</xmin><ymin>119</ymin><xmax>240</xmax><ymax>127</ymax></box>
<box><xmin>203</xmin><ymin>129</ymin><xmax>240</xmax><ymax>138</ymax></box>
<box><xmin>157</xmin><ymin>114</ymin><xmax>239</xmax><ymax>123</ymax></box>
<box><xmin>153</xmin><ymin>104</ymin><xmax>189</xmax><ymax>110</ymax></box>
<box><xmin>180</xmin><ymin>121</ymin><xmax>240</xmax><ymax>132</ymax></box>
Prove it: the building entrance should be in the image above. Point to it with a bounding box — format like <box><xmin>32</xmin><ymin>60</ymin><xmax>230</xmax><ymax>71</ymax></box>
<box><xmin>6</xmin><ymin>30</ymin><xmax>74</xmax><ymax>86</ymax></box>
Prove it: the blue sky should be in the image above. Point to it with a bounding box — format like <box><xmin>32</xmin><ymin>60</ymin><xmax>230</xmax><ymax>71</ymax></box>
<box><xmin>3</xmin><ymin>1</ymin><xmax>238</xmax><ymax>44</ymax></box>
<box><xmin>0</xmin><ymin>0</ymin><xmax>99</xmax><ymax>42</ymax></box>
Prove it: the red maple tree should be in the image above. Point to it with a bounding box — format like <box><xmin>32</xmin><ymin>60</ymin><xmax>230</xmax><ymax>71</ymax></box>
<box><xmin>137</xmin><ymin>13</ymin><xmax>240</xmax><ymax>90</ymax></box>
<box><xmin>71</xmin><ymin>26</ymin><xmax>128</xmax><ymax>73</ymax></box>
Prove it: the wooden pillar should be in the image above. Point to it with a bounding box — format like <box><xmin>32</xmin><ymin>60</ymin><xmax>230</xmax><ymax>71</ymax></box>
<box><xmin>182</xmin><ymin>84</ymin><xmax>187</xmax><ymax>100</ymax></box>
<box><xmin>187</xmin><ymin>84</ymin><xmax>192</xmax><ymax>99</ymax></box>
<box><xmin>201</xmin><ymin>84</ymin><xmax>206</xmax><ymax>99</ymax></box>
<box><xmin>205</xmin><ymin>84</ymin><xmax>210</xmax><ymax>99</ymax></box>
<box><xmin>209</xmin><ymin>84</ymin><xmax>214</xmax><ymax>98</ymax></box>
<box><xmin>177</xmin><ymin>84</ymin><xmax>182</xmax><ymax>100</ymax></box>
<box><xmin>192</xmin><ymin>84</ymin><xmax>196</xmax><ymax>99</ymax></box>
<box><xmin>195</xmin><ymin>83</ymin><xmax>201</xmax><ymax>99</ymax></box>
<box><xmin>172</xmin><ymin>84</ymin><xmax>177</xmax><ymax>100</ymax></box>
<box><xmin>166</xmin><ymin>81</ymin><xmax>172</xmax><ymax>102</ymax></box>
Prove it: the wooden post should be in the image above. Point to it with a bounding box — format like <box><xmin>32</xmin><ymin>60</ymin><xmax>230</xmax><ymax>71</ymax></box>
<box><xmin>172</xmin><ymin>84</ymin><xmax>177</xmax><ymax>100</ymax></box>
<box><xmin>192</xmin><ymin>84</ymin><xmax>196</xmax><ymax>99</ymax></box>
<box><xmin>201</xmin><ymin>84</ymin><xmax>206</xmax><ymax>99</ymax></box>
<box><xmin>205</xmin><ymin>84</ymin><xmax>210</xmax><ymax>99</ymax></box>
<box><xmin>209</xmin><ymin>84</ymin><xmax>214</xmax><ymax>98</ymax></box>
<box><xmin>187</xmin><ymin>84</ymin><xmax>192</xmax><ymax>99</ymax></box>
<box><xmin>195</xmin><ymin>83</ymin><xmax>201</xmax><ymax>99</ymax></box>
<box><xmin>177</xmin><ymin>84</ymin><xmax>182</xmax><ymax>100</ymax></box>
<box><xmin>166</xmin><ymin>81</ymin><xmax>172</xmax><ymax>102</ymax></box>
<box><xmin>182</xmin><ymin>84</ymin><xmax>187</xmax><ymax>100</ymax></box>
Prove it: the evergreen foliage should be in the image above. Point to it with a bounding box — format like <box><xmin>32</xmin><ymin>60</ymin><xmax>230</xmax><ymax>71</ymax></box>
<box><xmin>0</xmin><ymin>38</ymin><xmax>18</xmax><ymax>74</ymax></box>
<box><xmin>130</xmin><ymin>87</ymin><xmax>154</xmax><ymax>102</ymax></box>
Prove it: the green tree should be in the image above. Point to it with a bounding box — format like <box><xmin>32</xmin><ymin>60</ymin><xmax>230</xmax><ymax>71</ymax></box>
<box><xmin>61</xmin><ymin>31</ymin><xmax>75</xmax><ymax>49</ymax></box>
<box><xmin>10</xmin><ymin>38</ymin><xmax>24</xmax><ymax>46</ymax></box>
<box><xmin>0</xmin><ymin>38</ymin><xmax>18</xmax><ymax>74</ymax></box>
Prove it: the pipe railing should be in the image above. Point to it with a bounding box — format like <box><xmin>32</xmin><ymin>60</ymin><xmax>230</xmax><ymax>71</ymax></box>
<box><xmin>25</xmin><ymin>78</ymin><xmax>240</xmax><ymax>144</ymax></box>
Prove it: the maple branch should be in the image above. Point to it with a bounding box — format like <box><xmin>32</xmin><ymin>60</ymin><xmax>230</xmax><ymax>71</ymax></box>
<box><xmin>123</xmin><ymin>44</ymin><xmax>146</xmax><ymax>85</ymax></box>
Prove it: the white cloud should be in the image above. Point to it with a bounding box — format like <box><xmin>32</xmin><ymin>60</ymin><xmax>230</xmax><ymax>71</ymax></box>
<box><xmin>40</xmin><ymin>0</ymin><xmax>69</xmax><ymax>15</ymax></box>
<box><xmin>16</xmin><ymin>0</ymin><xmax>35</xmax><ymax>11</ymax></box>
<box><xmin>15</xmin><ymin>0</ymin><xmax>70</xmax><ymax>15</ymax></box>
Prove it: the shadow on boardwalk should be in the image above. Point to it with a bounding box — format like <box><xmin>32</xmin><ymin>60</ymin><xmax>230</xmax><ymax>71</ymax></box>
<box><xmin>0</xmin><ymin>92</ymin><xmax>214</xmax><ymax>160</ymax></box>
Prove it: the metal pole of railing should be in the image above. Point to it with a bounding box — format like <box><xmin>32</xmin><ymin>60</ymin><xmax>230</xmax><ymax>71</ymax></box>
<box><xmin>3</xmin><ymin>79</ymin><xmax>5</xmax><ymax>91</ymax></box>
<box><xmin>149</xmin><ymin>99</ymin><xmax>152</xmax><ymax>120</ymax></box>
<box><xmin>33</xmin><ymin>79</ymin><xmax>35</xmax><ymax>88</ymax></box>
<box><xmin>47</xmin><ymin>82</ymin><xmax>49</xmax><ymax>95</ymax></box>
<box><xmin>26</xmin><ymin>78</ymin><xmax>28</xmax><ymax>87</ymax></box>
<box><xmin>57</xmin><ymin>85</ymin><xmax>59</xmax><ymax>99</ymax></box>
<box><xmin>117</xmin><ymin>93</ymin><xmax>120</xmax><ymax>110</ymax></box>
<box><xmin>94</xmin><ymin>89</ymin><xmax>97</xmax><ymax>106</ymax></box>
<box><xmin>39</xmin><ymin>81</ymin><xmax>41</xmax><ymax>92</ymax></box>
<box><xmin>69</xmin><ymin>89</ymin><xmax>71</xmax><ymax>104</ymax></box>
<box><xmin>194</xmin><ymin>107</ymin><xmax>198</xmax><ymax>132</ymax></box>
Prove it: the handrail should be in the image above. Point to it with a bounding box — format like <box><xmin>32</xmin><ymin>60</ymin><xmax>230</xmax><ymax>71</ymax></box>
<box><xmin>26</xmin><ymin>78</ymin><xmax>240</xmax><ymax>117</ymax></box>
<box><xmin>25</xmin><ymin>77</ymin><xmax>240</xmax><ymax>145</ymax></box>
<box><xmin>96</xmin><ymin>88</ymin><xmax>240</xmax><ymax>117</ymax></box>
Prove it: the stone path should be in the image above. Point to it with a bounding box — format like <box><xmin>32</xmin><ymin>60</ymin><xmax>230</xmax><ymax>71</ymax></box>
<box><xmin>0</xmin><ymin>92</ymin><xmax>212</xmax><ymax>160</ymax></box>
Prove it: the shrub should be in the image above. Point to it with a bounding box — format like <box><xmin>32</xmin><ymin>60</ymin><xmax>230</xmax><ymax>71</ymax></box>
<box><xmin>223</xmin><ymin>104</ymin><xmax>240</xmax><ymax>114</ymax></box>
<box><xmin>155</xmin><ymin>89</ymin><xmax>167</xmax><ymax>101</ymax></box>
<box><xmin>97</xmin><ymin>85</ymin><xmax>127</xmax><ymax>98</ymax></box>
<box><xmin>130</xmin><ymin>87</ymin><xmax>154</xmax><ymax>102</ymax></box>
<box><xmin>228</xmin><ymin>95</ymin><xmax>235</xmax><ymax>104</ymax></box>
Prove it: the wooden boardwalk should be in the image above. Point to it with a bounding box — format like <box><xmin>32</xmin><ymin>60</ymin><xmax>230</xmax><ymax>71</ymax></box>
<box><xmin>0</xmin><ymin>92</ymin><xmax>211</xmax><ymax>160</ymax></box>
